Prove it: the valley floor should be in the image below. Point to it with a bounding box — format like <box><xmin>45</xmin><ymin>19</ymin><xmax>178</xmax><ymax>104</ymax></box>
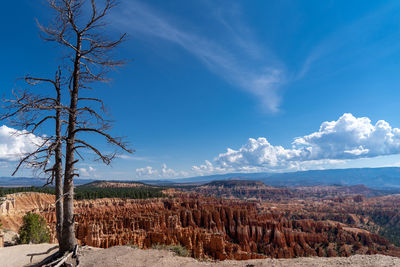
<box><xmin>1</xmin><ymin>244</ymin><xmax>400</xmax><ymax>267</ymax></box>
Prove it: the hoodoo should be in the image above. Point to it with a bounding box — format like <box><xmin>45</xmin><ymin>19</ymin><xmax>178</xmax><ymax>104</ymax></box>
<box><xmin>39</xmin><ymin>195</ymin><xmax>400</xmax><ymax>260</ymax></box>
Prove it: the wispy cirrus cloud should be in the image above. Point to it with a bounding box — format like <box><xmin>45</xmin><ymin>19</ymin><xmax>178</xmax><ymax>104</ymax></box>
<box><xmin>297</xmin><ymin>3</ymin><xmax>400</xmax><ymax>80</ymax></box>
<box><xmin>117</xmin><ymin>154</ymin><xmax>154</xmax><ymax>162</ymax></box>
<box><xmin>112</xmin><ymin>0</ymin><xmax>285</xmax><ymax>112</ymax></box>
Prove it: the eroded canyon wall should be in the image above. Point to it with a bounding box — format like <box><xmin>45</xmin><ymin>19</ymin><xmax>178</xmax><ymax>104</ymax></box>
<box><xmin>41</xmin><ymin>196</ymin><xmax>400</xmax><ymax>260</ymax></box>
<box><xmin>2</xmin><ymin>192</ymin><xmax>399</xmax><ymax>260</ymax></box>
<box><xmin>0</xmin><ymin>193</ymin><xmax>55</xmax><ymax>232</ymax></box>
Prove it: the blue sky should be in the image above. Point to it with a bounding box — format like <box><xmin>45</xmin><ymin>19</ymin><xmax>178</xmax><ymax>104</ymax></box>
<box><xmin>1</xmin><ymin>0</ymin><xmax>400</xmax><ymax>179</ymax></box>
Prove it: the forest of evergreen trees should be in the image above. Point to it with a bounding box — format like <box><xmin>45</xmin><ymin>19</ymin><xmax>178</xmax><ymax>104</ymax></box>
<box><xmin>0</xmin><ymin>185</ymin><xmax>166</xmax><ymax>199</ymax></box>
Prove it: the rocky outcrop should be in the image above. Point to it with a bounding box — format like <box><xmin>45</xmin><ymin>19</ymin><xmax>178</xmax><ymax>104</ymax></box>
<box><xmin>0</xmin><ymin>196</ymin><xmax>16</xmax><ymax>215</ymax></box>
<box><xmin>0</xmin><ymin>193</ymin><xmax>54</xmax><ymax>216</ymax></box>
<box><xmin>41</xmin><ymin>196</ymin><xmax>400</xmax><ymax>260</ymax></box>
<box><xmin>0</xmin><ymin>193</ymin><xmax>55</xmax><ymax>232</ymax></box>
<box><xmin>3</xmin><ymin>191</ymin><xmax>400</xmax><ymax>260</ymax></box>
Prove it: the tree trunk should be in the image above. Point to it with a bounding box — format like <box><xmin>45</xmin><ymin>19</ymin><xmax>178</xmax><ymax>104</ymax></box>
<box><xmin>60</xmin><ymin>34</ymin><xmax>81</xmax><ymax>252</ymax></box>
<box><xmin>55</xmin><ymin>72</ymin><xmax>63</xmax><ymax>243</ymax></box>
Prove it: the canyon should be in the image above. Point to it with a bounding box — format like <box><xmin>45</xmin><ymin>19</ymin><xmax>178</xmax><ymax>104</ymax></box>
<box><xmin>1</xmin><ymin>182</ymin><xmax>400</xmax><ymax>260</ymax></box>
<box><xmin>44</xmin><ymin>196</ymin><xmax>400</xmax><ymax>260</ymax></box>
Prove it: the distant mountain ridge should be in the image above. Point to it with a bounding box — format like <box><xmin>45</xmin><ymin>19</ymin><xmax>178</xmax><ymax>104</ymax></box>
<box><xmin>142</xmin><ymin>167</ymin><xmax>400</xmax><ymax>189</ymax></box>
<box><xmin>2</xmin><ymin>167</ymin><xmax>400</xmax><ymax>189</ymax></box>
<box><xmin>0</xmin><ymin>176</ymin><xmax>95</xmax><ymax>187</ymax></box>
<box><xmin>205</xmin><ymin>180</ymin><xmax>265</xmax><ymax>188</ymax></box>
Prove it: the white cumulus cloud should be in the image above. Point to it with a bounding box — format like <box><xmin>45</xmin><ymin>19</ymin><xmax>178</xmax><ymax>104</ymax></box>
<box><xmin>215</xmin><ymin>138</ymin><xmax>303</xmax><ymax>170</ymax></box>
<box><xmin>0</xmin><ymin>125</ymin><xmax>44</xmax><ymax>161</ymax></box>
<box><xmin>293</xmin><ymin>113</ymin><xmax>400</xmax><ymax>160</ymax></box>
<box><xmin>191</xmin><ymin>160</ymin><xmax>226</xmax><ymax>176</ymax></box>
<box><xmin>136</xmin><ymin>166</ymin><xmax>159</xmax><ymax>177</ymax></box>
<box><xmin>79</xmin><ymin>166</ymin><xmax>96</xmax><ymax>177</ymax></box>
<box><xmin>194</xmin><ymin>113</ymin><xmax>400</xmax><ymax>173</ymax></box>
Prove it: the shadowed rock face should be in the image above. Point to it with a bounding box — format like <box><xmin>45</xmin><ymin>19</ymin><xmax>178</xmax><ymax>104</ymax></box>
<box><xmin>41</xmin><ymin>196</ymin><xmax>400</xmax><ymax>260</ymax></box>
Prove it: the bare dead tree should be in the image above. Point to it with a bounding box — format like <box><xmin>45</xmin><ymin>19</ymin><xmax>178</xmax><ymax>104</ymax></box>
<box><xmin>0</xmin><ymin>69</ymin><xmax>66</xmax><ymax>243</ymax></box>
<box><xmin>37</xmin><ymin>0</ymin><xmax>132</xmax><ymax>252</ymax></box>
<box><xmin>1</xmin><ymin>0</ymin><xmax>131</xmax><ymax>255</ymax></box>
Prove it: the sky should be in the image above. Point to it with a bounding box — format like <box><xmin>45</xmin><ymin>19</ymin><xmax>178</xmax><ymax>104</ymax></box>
<box><xmin>1</xmin><ymin>0</ymin><xmax>400</xmax><ymax>180</ymax></box>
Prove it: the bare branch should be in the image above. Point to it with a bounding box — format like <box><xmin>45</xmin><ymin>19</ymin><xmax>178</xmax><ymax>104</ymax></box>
<box><xmin>11</xmin><ymin>136</ymin><xmax>53</xmax><ymax>176</ymax></box>
<box><xmin>73</xmin><ymin>127</ymin><xmax>132</xmax><ymax>153</ymax></box>
<box><xmin>75</xmin><ymin>139</ymin><xmax>115</xmax><ymax>165</ymax></box>
<box><xmin>24</xmin><ymin>76</ymin><xmax>56</xmax><ymax>86</ymax></box>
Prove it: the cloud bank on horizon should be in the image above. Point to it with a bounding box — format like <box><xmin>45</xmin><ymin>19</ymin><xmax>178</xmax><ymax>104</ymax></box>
<box><xmin>2</xmin><ymin>113</ymin><xmax>400</xmax><ymax>178</ymax></box>
<box><xmin>191</xmin><ymin>113</ymin><xmax>400</xmax><ymax>175</ymax></box>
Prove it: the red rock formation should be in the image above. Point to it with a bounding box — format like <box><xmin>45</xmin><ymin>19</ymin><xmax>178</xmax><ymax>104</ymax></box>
<box><xmin>41</xmin><ymin>195</ymin><xmax>400</xmax><ymax>260</ymax></box>
<box><xmin>0</xmin><ymin>193</ymin><xmax>55</xmax><ymax>232</ymax></box>
<box><xmin>0</xmin><ymin>193</ymin><xmax>54</xmax><ymax>216</ymax></box>
<box><xmin>3</xmin><ymin>191</ymin><xmax>400</xmax><ymax>260</ymax></box>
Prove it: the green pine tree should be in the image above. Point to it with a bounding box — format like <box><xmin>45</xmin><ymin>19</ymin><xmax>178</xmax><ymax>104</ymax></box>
<box><xmin>18</xmin><ymin>212</ymin><xmax>50</xmax><ymax>244</ymax></box>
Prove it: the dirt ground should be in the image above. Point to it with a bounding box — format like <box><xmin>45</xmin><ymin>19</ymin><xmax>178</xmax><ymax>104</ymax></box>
<box><xmin>0</xmin><ymin>243</ymin><xmax>58</xmax><ymax>267</ymax></box>
<box><xmin>1</xmin><ymin>244</ymin><xmax>400</xmax><ymax>267</ymax></box>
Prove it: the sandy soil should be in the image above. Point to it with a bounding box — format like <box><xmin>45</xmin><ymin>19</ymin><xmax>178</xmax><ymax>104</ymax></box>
<box><xmin>1</xmin><ymin>244</ymin><xmax>400</xmax><ymax>267</ymax></box>
<box><xmin>0</xmin><ymin>243</ymin><xmax>58</xmax><ymax>267</ymax></box>
<box><xmin>79</xmin><ymin>246</ymin><xmax>400</xmax><ymax>267</ymax></box>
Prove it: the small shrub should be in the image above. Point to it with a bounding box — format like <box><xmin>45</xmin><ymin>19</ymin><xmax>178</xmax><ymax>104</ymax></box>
<box><xmin>151</xmin><ymin>244</ymin><xmax>167</xmax><ymax>250</ymax></box>
<box><xmin>18</xmin><ymin>212</ymin><xmax>50</xmax><ymax>244</ymax></box>
<box><xmin>152</xmin><ymin>244</ymin><xmax>190</xmax><ymax>257</ymax></box>
<box><xmin>126</xmin><ymin>240</ymin><xmax>139</xmax><ymax>248</ymax></box>
<box><xmin>168</xmin><ymin>245</ymin><xmax>190</xmax><ymax>257</ymax></box>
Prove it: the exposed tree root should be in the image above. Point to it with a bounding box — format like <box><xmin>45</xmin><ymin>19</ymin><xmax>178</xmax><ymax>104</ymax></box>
<box><xmin>27</xmin><ymin>245</ymin><xmax>59</xmax><ymax>264</ymax></box>
<box><xmin>28</xmin><ymin>245</ymin><xmax>80</xmax><ymax>267</ymax></box>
